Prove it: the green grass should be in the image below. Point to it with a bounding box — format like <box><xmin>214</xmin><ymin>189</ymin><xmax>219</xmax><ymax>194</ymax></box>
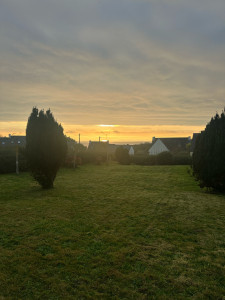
<box><xmin>0</xmin><ymin>164</ymin><xmax>225</xmax><ymax>299</ymax></box>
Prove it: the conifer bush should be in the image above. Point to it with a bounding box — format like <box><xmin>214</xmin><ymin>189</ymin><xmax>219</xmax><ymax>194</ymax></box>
<box><xmin>26</xmin><ymin>107</ymin><xmax>67</xmax><ymax>189</ymax></box>
<box><xmin>192</xmin><ymin>109</ymin><xmax>225</xmax><ymax>191</ymax></box>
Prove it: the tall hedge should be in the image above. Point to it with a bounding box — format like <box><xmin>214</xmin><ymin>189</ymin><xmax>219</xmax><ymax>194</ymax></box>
<box><xmin>192</xmin><ymin>109</ymin><xmax>225</xmax><ymax>191</ymax></box>
<box><xmin>26</xmin><ymin>107</ymin><xmax>67</xmax><ymax>189</ymax></box>
<box><xmin>115</xmin><ymin>147</ymin><xmax>130</xmax><ymax>165</ymax></box>
<box><xmin>0</xmin><ymin>146</ymin><xmax>28</xmax><ymax>174</ymax></box>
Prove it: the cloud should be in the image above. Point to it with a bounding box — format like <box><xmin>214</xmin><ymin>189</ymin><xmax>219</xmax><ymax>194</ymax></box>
<box><xmin>0</xmin><ymin>0</ymin><xmax>224</xmax><ymax>137</ymax></box>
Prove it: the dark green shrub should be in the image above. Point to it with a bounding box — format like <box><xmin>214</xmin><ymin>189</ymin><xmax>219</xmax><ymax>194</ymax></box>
<box><xmin>156</xmin><ymin>151</ymin><xmax>173</xmax><ymax>165</ymax></box>
<box><xmin>0</xmin><ymin>146</ymin><xmax>28</xmax><ymax>174</ymax></box>
<box><xmin>115</xmin><ymin>147</ymin><xmax>130</xmax><ymax>165</ymax></box>
<box><xmin>131</xmin><ymin>155</ymin><xmax>149</xmax><ymax>165</ymax></box>
<box><xmin>173</xmin><ymin>154</ymin><xmax>191</xmax><ymax>165</ymax></box>
<box><xmin>146</xmin><ymin>155</ymin><xmax>157</xmax><ymax>165</ymax></box>
<box><xmin>26</xmin><ymin>108</ymin><xmax>67</xmax><ymax>189</ymax></box>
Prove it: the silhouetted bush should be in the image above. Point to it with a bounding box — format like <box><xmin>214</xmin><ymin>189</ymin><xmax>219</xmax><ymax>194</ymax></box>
<box><xmin>0</xmin><ymin>146</ymin><xmax>28</xmax><ymax>174</ymax></box>
<box><xmin>26</xmin><ymin>108</ymin><xmax>67</xmax><ymax>189</ymax></box>
<box><xmin>147</xmin><ymin>155</ymin><xmax>157</xmax><ymax>165</ymax></box>
<box><xmin>131</xmin><ymin>152</ymin><xmax>190</xmax><ymax>166</ymax></box>
<box><xmin>77</xmin><ymin>151</ymin><xmax>107</xmax><ymax>165</ymax></box>
<box><xmin>115</xmin><ymin>147</ymin><xmax>130</xmax><ymax>165</ymax></box>
<box><xmin>173</xmin><ymin>154</ymin><xmax>191</xmax><ymax>165</ymax></box>
<box><xmin>156</xmin><ymin>151</ymin><xmax>173</xmax><ymax>165</ymax></box>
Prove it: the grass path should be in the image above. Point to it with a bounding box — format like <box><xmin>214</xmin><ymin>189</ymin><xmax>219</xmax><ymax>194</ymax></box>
<box><xmin>0</xmin><ymin>165</ymin><xmax>225</xmax><ymax>299</ymax></box>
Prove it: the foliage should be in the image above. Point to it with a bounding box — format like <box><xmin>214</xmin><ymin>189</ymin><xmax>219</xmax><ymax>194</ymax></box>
<box><xmin>0</xmin><ymin>165</ymin><xmax>225</xmax><ymax>299</ymax></box>
<box><xmin>131</xmin><ymin>154</ymin><xmax>150</xmax><ymax>165</ymax></box>
<box><xmin>131</xmin><ymin>152</ymin><xmax>190</xmax><ymax>166</ymax></box>
<box><xmin>156</xmin><ymin>151</ymin><xmax>173</xmax><ymax>165</ymax></box>
<box><xmin>86</xmin><ymin>142</ymin><xmax>109</xmax><ymax>164</ymax></box>
<box><xmin>115</xmin><ymin>146</ymin><xmax>130</xmax><ymax>165</ymax></box>
<box><xmin>0</xmin><ymin>146</ymin><xmax>28</xmax><ymax>174</ymax></box>
<box><xmin>26</xmin><ymin>107</ymin><xmax>67</xmax><ymax>188</ymax></box>
<box><xmin>132</xmin><ymin>142</ymin><xmax>151</xmax><ymax>155</ymax></box>
<box><xmin>192</xmin><ymin>109</ymin><xmax>225</xmax><ymax>191</ymax></box>
<box><xmin>173</xmin><ymin>153</ymin><xmax>191</xmax><ymax>165</ymax></box>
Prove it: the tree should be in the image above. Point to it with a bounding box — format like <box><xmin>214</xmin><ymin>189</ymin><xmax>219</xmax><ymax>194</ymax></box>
<box><xmin>26</xmin><ymin>107</ymin><xmax>67</xmax><ymax>189</ymax></box>
<box><xmin>115</xmin><ymin>146</ymin><xmax>130</xmax><ymax>165</ymax></box>
<box><xmin>192</xmin><ymin>109</ymin><xmax>225</xmax><ymax>191</ymax></box>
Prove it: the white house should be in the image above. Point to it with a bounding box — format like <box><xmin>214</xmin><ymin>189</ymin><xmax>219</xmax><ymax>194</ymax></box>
<box><xmin>128</xmin><ymin>146</ymin><xmax>134</xmax><ymax>156</ymax></box>
<box><xmin>148</xmin><ymin>139</ymin><xmax>169</xmax><ymax>155</ymax></box>
<box><xmin>148</xmin><ymin>137</ymin><xmax>190</xmax><ymax>156</ymax></box>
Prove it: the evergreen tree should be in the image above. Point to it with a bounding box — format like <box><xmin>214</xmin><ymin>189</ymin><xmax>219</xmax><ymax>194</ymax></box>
<box><xmin>26</xmin><ymin>107</ymin><xmax>67</xmax><ymax>188</ymax></box>
<box><xmin>192</xmin><ymin>109</ymin><xmax>225</xmax><ymax>191</ymax></box>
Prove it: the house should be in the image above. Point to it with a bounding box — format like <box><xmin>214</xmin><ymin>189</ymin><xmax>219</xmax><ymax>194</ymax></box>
<box><xmin>122</xmin><ymin>145</ymin><xmax>134</xmax><ymax>156</ymax></box>
<box><xmin>0</xmin><ymin>135</ymin><xmax>26</xmax><ymax>147</ymax></box>
<box><xmin>148</xmin><ymin>137</ymin><xmax>190</xmax><ymax>156</ymax></box>
<box><xmin>129</xmin><ymin>146</ymin><xmax>134</xmax><ymax>156</ymax></box>
<box><xmin>133</xmin><ymin>143</ymin><xmax>152</xmax><ymax>156</ymax></box>
<box><xmin>88</xmin><ymin>142</ymin><xmax>135</xmax><ymax>158</ymax></box>
<box><xmin>88</xmin><ymin>140</ymin><xmax>109</xmax><ymax>153</ymax></box>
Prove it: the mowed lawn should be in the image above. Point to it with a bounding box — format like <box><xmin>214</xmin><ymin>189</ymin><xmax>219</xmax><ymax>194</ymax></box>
<box><xmin>0</xmin><ymin>165</ymin><xmax>225</xmax><ymax>299</ymax></box>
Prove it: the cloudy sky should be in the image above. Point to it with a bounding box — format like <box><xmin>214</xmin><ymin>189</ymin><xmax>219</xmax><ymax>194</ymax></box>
<box><xmin>0</xmin><ymin>0</ymin><xmax>224</xmax><ymax>143</ymax></box>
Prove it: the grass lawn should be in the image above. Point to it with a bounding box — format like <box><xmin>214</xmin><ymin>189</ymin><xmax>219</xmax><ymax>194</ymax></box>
<box><xmin>0</xmin><ymin>164</ymin><xmax>225</xmax><ymax>299</ymax></box>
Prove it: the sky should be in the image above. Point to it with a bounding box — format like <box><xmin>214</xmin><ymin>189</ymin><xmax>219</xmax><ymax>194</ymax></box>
<box><xmin>0</xmin><ymin>0</ymin><xmax>224</xmax><ymax>144</ymax></box>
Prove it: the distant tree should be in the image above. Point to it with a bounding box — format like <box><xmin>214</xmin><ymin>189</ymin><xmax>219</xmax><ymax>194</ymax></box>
<box><xmin>115</xmin><ymin>146</ymin><xmax>130</xmax><ymax>165</ymax></box>
<box><xmin>26</xmin><ymin>107</ymin><xmax>67</xmax><ymax>189</ymax></box>
<box><xmin>192</xmin><ymin>109</ymin><xmax>225</xmax><ymax>191</ymax></box>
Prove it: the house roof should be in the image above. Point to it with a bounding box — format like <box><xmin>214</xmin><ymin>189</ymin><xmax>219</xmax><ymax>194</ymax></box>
<box><xmin>88</xmin><ymin>141</ymin><xmax>109</xmax><ymax>152</ymax></box>
<box><xmin>152</xmin><ymin>137</ymin><xmax>189</xmax><ymax>153</ymax></box>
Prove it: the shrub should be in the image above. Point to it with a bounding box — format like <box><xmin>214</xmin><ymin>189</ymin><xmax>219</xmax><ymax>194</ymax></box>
<box><xmin>131</xmin><ymin>155</ymin><xmax>150</xmax><ymax>165</ymax></box>
<box><xmin>115</xmin><ymin>147</ymin><xmax>130</xmax><ymax>165</ymax></box>
<box><xmin>173</xmin><ymin>154</ymin><xmax>191</xmax><ymax>165</ymax></box>
<box><xmin>0</xmin><ymin>146</ymin><xmax>28</xmax><ymax>174</ymax></box>
<box><xmin>26</xmin><ymin>107</ymin><xmax>67</xmax><ymax>189</ymax></box>
<box><xmin>131</xmin><ymin>152</ymin><xmax>190</xmax><ymax>166</ymax></box>
<box><xmin>156</xmin><ymin>151</ymin><xmax>173</xmax><ymax>165</ymax></box>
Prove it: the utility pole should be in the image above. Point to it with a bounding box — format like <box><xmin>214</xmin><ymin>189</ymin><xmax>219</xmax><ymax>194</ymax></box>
<box><xmin>79</xmin><ymin>133</ymin><xmax>80</xmax><ymax>144</ymax></box>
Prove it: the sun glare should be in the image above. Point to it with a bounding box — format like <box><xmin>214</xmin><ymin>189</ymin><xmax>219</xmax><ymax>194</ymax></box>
<box><xmin>98</xmin><ymin>124</ymin><xmax>117</xmax><ymax>127</ymax></box>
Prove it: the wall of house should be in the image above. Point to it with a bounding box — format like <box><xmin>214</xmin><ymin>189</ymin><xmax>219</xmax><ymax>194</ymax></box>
<box><xmin>129</xmin><ymin>147</ymin><xmax>134</xmax><ymax>156</ymax></box>
<box><xmin>148</xmin><ymin>139</ymin><xmax>169</xmax><ymax>155</ymax></box>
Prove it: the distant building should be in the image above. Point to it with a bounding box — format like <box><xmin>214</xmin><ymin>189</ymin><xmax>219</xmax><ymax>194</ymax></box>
<box><xmin>122</xmin><ymin>145</ymin><xmax>134</xmax><ymax>156</ymax></box>
<box><xmin>88</xmin><ymin>141</ymin><xmax>135</xmax><ymax>158</ymax></box>
<box><xmin>148</xmin><ymin>137</ymin><xmax>190</xmax><ymax>156</ymax></box>
<box><xmin>0</xmin><ymin>135</ymin><xmax>26</xmax><ymax>147</ymax></box>
<box><xmin>128</xmin><ymin>146</ymin><xmax>134</xmax><ymax>156</ymax></box>
<box><xmin>88</xmin><ymin>140</ymin><xmax>109</xmax><ymax>152</ymax></box>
